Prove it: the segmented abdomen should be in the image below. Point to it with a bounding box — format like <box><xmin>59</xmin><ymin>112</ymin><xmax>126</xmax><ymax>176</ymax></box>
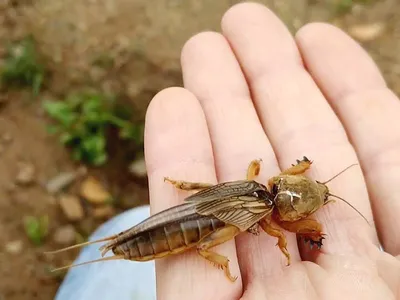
<box><xmin>113</xmin><ymin>214</ymin><xmax>225</xmax><ymax>261</ymax></box>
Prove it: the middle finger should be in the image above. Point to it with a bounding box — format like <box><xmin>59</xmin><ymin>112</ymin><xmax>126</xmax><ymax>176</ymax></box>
<box><xmin>181</xmin><ymin>30</ymin><xmax>302</xmax><ymax>284</ymax></box>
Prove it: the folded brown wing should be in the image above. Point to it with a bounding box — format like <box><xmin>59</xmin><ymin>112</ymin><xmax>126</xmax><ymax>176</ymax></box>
<box><xmin>184</xmin><ymin>180</ymin><xmax>267</xmax><ymax>203</ymax></box>
<box><xmin>195</xmin><ymin>195</ymin><xmax>273</xmax><ymax>231</ymax></box>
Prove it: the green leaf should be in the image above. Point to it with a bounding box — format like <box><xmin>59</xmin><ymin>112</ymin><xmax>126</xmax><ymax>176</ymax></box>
<box><xmin>79</xmin><ymin>133</ymin><xmax>107</xmax><ymax>165</ymax></box>
<box><xmin>23</xmin><ymin>215</ymin><xmax>49</xmax><ymax>246</ymax></box>
<box><xmin>0</xmin><ymin>37</ymin><xmax>45</xmax><ymax>93</ymax></box>
<box><xmin>32</xmin><ymin>73</ymin><xmax>43</xmax><ymax>96</ymax></box>
<box><xmin>43</xmin><ymin>101</ymin><xmax>70</xmax><ymax>118</ymax></box>
<box><xmin>83</xmin><ymin>134</ymin><xmax>105</xmax><ymax>152</ymax></box>
<box><xmin>43</xmin><ymin>100</ymin><xmax>78</xmax><ymax>127</ymax></box>
<box><xmin>59</xmin><ymin>132</ymin><xmax>74</xmax><ymax>145</ymax></box>
<box><xmin>92</xmin><ymin>151</ymin><xmax>107</xmax><ymax>166</ymax></box>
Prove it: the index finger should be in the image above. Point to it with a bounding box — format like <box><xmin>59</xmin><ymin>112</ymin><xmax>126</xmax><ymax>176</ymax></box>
<box><xmin>144</xmin><ymin>87</ymin><xmax>242</xmax><ymax>299</ymax></box>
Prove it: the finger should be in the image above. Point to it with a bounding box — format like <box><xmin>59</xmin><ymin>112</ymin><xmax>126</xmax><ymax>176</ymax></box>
<box><xmin>221</xmin><ymin>2</ymin><xmax>378</xmax><ymax>261</ymax></box>
<box><xmin>181</xmin><ymin>30</ymin><xmax>302</xmax><ymax>284</ymax></box>
<box><xmin>144</xmin><ymin>87</ymin><xmax>241</xmax><ymax>299</ymax></box>
<box><xmin>296</xmin><ymin>23</ymin><xmax>400</xmax><ymax>256</ymax></box>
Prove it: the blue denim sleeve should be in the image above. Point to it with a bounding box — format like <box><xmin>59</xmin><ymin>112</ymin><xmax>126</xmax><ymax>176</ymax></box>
<box><xmin>54</xmin><ymin>205</ymin><xmax>156</xmax><ymax>300</ymax></box>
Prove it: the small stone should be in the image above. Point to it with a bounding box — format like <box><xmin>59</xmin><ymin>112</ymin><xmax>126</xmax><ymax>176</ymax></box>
<box><xmin>58</xmin><ymin>194</ymin><xmax>85</xmax><ymax>221</ymax></box>
<box><xmin>52</xmin><ymin>225</ymin><xmax>76</xmax><ymax>245</ymax></box>
<box><xmin>15</xmin><ymin>162</ymin><xmax>35</xmax><ymax>185</ymax></box>
<box><xmin>126</xmin><ymin>83</ymin><xmax>141</xmax><ymax>98</ymax></box>
<box><xmin>80</xmin><ymin>176</ymin><xmax>112</xmax><ymax>205</ymax></box>
<box><xmin>349</xmin><ymin>22</ymin><xmax>386</xmax><ymax>42</ymax></box>
<box><xmin>5</xmin><ymin>240</ymin><xmax>23</xmax><ymax>254</ymax></box>
<box><xmin>45</xmin><ymin>166</ymin><xmax>87</xmax><ymax>194</ymax></box>
<box><xmin>92</xmin><ymin>205</ymin><xmax>116</xmax><ymax>219</ymax></box>
<box><xmin>2</xmin><ymin>132</ymin><xmax>12</xmax><ymax>143</ymax></box>
<box><xmin>128</xmin><ymin>158</ymin><xmax>147</xmax><ymax>178</ymax></box>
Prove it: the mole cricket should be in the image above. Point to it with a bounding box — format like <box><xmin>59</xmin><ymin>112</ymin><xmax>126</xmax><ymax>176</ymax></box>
<box><xmin>46</xmin><ymin>156</ymin><xmax>368</xmax><ymax>282</ymax></box>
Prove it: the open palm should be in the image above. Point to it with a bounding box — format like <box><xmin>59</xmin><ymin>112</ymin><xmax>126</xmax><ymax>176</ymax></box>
<box><xmin>144</xmin><ymin>3</ymin><xmax>400</xmax><ymax>299</ymax></box>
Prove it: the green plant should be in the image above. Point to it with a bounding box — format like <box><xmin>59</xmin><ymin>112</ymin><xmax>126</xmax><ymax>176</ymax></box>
<box><xmin>23</xmin><ymin>215</ymin><xmax>49</xmax><ymax>246</ymax></box>
<box><xmin>1</xmin><ymin>36</ymin><xmax>45</xmax><ymax>95</ymax></box>
<box><xmin>333</xmin><ymin>0</ymin><xmax>374</xmax><ymax>15</ymax></box>
<box><xmin>43</xmin><ymin>91</ymin><xmax>144</xmax><ymax>166</ymax></box>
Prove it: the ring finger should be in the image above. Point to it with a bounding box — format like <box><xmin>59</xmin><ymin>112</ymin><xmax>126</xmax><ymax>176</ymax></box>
<box><xmin>181</xmin><ymin>29</ymin><xmax>302</xmax><ymax>285</ymax></box>
<box><xmin>221</xmin><ymin>2</ymin><xmax>379</xmax><ymax>261</ymax></box>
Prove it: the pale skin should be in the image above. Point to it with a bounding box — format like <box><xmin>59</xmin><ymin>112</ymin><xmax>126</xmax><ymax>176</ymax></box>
<box><xmin>144</xmin><ymin>2</ymin><xmax>400</xmax><ymax>300</ymax></box>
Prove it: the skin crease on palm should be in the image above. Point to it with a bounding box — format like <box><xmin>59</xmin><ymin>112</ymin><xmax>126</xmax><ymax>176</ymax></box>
<box><xmin>143</xmin><ymin>2</ymin><xmax>400</xmax><ymax>300</ymax></box>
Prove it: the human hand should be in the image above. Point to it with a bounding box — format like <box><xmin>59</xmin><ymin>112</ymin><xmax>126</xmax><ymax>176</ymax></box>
<box><xmin>143</xmin><ymin>3</ymin><xmax>400</xmax><ymax>299</ymax></box>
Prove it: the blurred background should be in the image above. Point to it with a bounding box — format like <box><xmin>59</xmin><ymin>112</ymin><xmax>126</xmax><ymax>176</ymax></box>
<box><xmin>0</xmin><ymin>0</ymin><xmax>398</xmax><ymax>299</ymax></box>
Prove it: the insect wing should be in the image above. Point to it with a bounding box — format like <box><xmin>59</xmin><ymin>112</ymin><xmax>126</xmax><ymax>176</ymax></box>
<box><xmin>184</xmin><ymin>180</ymin><xmax>266</xmax><ymax>203</ymax></box>
<box><xmin>195</xmin><ymin>195</ymin><xmax>273</xmax><ymax>231</ymax></box>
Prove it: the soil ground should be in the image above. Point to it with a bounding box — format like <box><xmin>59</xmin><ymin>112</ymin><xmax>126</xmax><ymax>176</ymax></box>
<box><xmin>0</xmin><ymin>1</ymin><xmax>399</xmax><ymax>299</ymax></box>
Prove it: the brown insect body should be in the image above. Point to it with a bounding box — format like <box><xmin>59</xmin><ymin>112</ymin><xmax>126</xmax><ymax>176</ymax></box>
<box><xmin>47</xmin><ymin>179</ymin><xmax>275</xmax><ymax>282</ymax></box>
<box><xmin>270</xmin><ymin>174</ymin><xmax>328</xmax><ymax>222</ymax></box>
<box><xmin>104</xmin><ymin>180</ymin><xmax>274</xmax><ymax>261</ymax></box>
<box><xmin>46</xmin><ymin>157</ymin><xmax>366</xmax><ymax>282</ymax></box>
<box><xmin>109</xmin><ymin>211</ymin><xmax>226</xmax><ymax>261</ymax></box>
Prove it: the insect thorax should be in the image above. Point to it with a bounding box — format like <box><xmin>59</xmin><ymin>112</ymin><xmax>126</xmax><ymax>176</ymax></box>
<box><xmin>271</xmin><ymin>175</ymin><xmax>324</xmax><ymax>221</ymax></box>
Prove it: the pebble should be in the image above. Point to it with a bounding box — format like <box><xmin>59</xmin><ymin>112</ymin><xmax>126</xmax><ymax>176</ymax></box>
<box><xmin>92</xmin><ymin>205</ymin><xmax>116</xmax><ymax>219</ymax></box>
<box><xmin>128</xmin><ymin>158</ymin><xmax>147</xmax><ymax>178</ymax></box>
<box><xmin>5</xmin><ymin>240</ymin><xmax>23</xmax><ymax>254</ymax></box>
<box><xmin>15</xmin><ymin>162</ymin><xmax>35</xmax><ymax>185</ymax></box>
<box><xmin>58</xmin><ymin>194</ymin><xmax>85</xmax><ymax>221</ymax></box>
<box><xmin>80</xmin><ymin>176</ymin><xmax>112</xmax><ymax>205</ymax></box>
<box><xmin>45</xmin><ymin>166</ymin><xmax>88</xmax><ymax>194</ymax></box>
<box><xmin>2</xmin><ymin>132</ymin><xmax>12</xmax><ymax>143</ymax></box>
<box><xmin>349</xmin><ymin>22</ymin><xmax>386</xmax><ymax>42</ymax></box>
<box><xmin>52</xmin><ymin>225</ymin><xmax>77</xmax><ymax>245</ymax></box>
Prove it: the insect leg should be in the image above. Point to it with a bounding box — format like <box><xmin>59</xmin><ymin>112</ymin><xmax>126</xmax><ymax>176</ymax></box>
<box><xmin>282</xmin><ymin>156</ymin><xmax>312</xmax><ymax>175</ymax></box>
<box><xmin>197</xmin><ymin>225</ymin><xmax>241</xmax><ymax>282</ymax></box>
<box><xmin>246</xmin><ymin>159</ymin><xmax>262</xmax><ymax>180</ymax></box>
<box><xmin>267</xmin><ymin>157</ymin><xmax>312</xmax><ymax>188</ymax></box>
<box><xmin>258</xmin><ymin>218</ymin><xmax>291</xmax><ymax>265</ymax></box>
<box><xmin>164</xmin><ymin>177</ymin><xmax>214</xmax><ymax>191</ymax></box>
<box><xmin>275</xmin><ymin>218</ymin><xmax>325</xmax><ymax>249</ymax></box>
<box><xmin>247</xmin><ymin>223</ymin><xmax>260</xmax><ymax>235</ymax></box>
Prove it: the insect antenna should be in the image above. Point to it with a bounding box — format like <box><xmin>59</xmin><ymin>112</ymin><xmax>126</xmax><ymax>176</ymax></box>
<box><xmin>320</xmin><ymin>163</ymin><xmax>358</xmax><ymax>185</ymax></box>
<box><xmin>50</xmin><ymin>255</ymin><xmax>125</xmax><ymax>273</ymax></box>
<box><xmin>318</xmin><ymin>163</ymin><xmax>370</xmax><ymax>225</ymax></box>
<box><xmin>327</xmin><ymin>193</ymin><xmax>370</xmax><ymax>225</ymax></box>
<box><xmin>43</xmin><ymin>234</ymin><xmax>118</xmax><ymax>254</ymax></box>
